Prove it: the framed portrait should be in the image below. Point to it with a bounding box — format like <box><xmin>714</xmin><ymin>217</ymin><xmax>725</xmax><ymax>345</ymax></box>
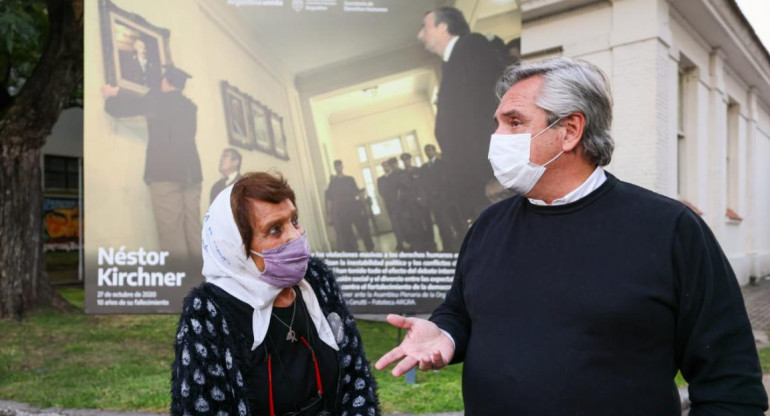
<box><xmin>221</xmin><ymin>81</ymin><xmax>254</xmax><ymax>150</ymax></box>
<box><xmin>99</xmin><ymin>0</ymin><xmax>171</xmax><ymax>95</ymax></box>
<box><xmin>269</xmin><ymin>111</ymin><xmax>289</xmax><ymax>160</ymax></box>
<box><xmin>248</xmin><ymin>100</ymin><xmax>274</xmax><ymax>154</ymax></box>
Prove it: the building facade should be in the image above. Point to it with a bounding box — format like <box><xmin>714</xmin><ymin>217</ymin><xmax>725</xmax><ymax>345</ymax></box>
<box><xmin>520</xmin><ymin>0</ymin><xmax>770</xmax><ymax>284</ymax></box>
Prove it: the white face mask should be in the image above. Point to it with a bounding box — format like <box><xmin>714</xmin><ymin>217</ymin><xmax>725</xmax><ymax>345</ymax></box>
<box><xmin>488</xmin><ymin>118</ymin><xmax>563</xmax><ymax>195</ymax></box>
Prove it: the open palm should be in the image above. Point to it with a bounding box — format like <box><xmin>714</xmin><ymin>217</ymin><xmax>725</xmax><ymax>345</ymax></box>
<box><xmin>375</xmin><ymin>314</ymin><xmax>455</xmax><ymax>376</ymax></box>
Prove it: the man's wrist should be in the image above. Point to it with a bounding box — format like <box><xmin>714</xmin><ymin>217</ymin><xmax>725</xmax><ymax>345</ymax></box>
<box><xmin>439</xmin><ymin>328</ymin><xmax>456</xmax><ymax>349</ymax></box>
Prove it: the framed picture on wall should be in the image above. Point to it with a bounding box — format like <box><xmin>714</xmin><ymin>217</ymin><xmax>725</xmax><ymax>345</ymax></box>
<box><xmin>249</xmin><ymin>100</ymin><xmax>274</xmax><ymax>154</ymax></box>
<box><xmin>99</xmin><ymin>0</ymin><xmax>171</xmax><ymax>95</ymax></box>
<box><xmin>270</xmin><ymin>111</ymin><xmax>289</xmax><ymax>160</ymax></box>
<box><xmin>221</xmin><ymin>81</ymin><xmax>254</xmax><ymax>150</ymax></box>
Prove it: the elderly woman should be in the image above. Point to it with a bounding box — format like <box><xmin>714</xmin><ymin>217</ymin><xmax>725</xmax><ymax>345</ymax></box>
<box><xmin>171</xmin><ymin>172</ymin><xmax>380</xmax><ymax>416</ymax></box>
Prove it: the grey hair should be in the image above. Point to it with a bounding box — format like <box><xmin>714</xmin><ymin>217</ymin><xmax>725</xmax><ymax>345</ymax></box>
<box><xmin>495</xmin><ymin>57</ymin><xmax>614</xmax><ymax>166</ymax></box>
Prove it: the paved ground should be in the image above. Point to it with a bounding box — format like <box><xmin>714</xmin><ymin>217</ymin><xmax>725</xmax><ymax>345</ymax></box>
<box><xmin>2</xmin><ymin>278</ymin><xmax>769</xmax><ymax>416</ymax></box>
<box><xmin>742</xmin><ymin>277</ymin><xmax>770</xmax><ymax>416</ymax></box>
<box><xmin>744</xmin><ymin>276</ymin><xmax>770</xmax><ymax>335</ymax></box>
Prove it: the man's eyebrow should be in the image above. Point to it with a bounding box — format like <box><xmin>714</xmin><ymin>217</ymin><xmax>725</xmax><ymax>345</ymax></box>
<box><xmin>501</xmin><ymin>109</ymin><xmax>525</xmax><ymax>119</ymax></box>
<box><xmin>492</xmin><ymin>109</ymin><xmax>525</xmax><ymax>125</ymax></box>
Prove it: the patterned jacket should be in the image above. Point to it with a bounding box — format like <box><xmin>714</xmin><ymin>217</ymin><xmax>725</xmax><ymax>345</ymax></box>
<box><xmin>170</xmin><ymin>257</ymin><xmax>380</xmax><ymax>416</ymax></box>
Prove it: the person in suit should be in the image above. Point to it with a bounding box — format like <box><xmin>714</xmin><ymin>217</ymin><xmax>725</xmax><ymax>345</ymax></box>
<box><xmin>118</xmin><ymin>38</ymin><xmax>161</xmax><ymax>89</ymax></box>
<box><xmin>210</xmin><ymin>148</ymin><xmax>242</xmax><ymax>204</ymax></box>
<box><xmin>325</xmin><ymin>160</ymin><xmax>374</xmax><ymax>252</ymax></box>
<box><xmin>420</xmin><ymin>144</ymin><xmax>462</xmax><ymax>251</ymax></box>
<box><xmin>397</xmin><ymin>153</ymin><xmax>435</xmax><ymax>252</ymax></box>
<box><xmin>102</xmin><ymin>65</ymin><xmax>202</xmax><ymax>261</ymax></box>
<box><xmin>377</xmin><ymin>159</ymin><xmax>407</xmax><ymax>251</ymax></box>
<box><xmin>418</xmin><ymin>6</ymin><xmax>504</xmax><ymax>225</ymax></box>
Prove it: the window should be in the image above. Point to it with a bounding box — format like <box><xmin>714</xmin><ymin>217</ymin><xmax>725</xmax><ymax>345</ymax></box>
<box><xmin>676</xmin><ymin>58</ymin><xmax>696</xmax><ymax>200</ymax></box>
<box><xmin>44</xmin><ymin>155</ymin><xmax>80</xmax><ymax>191</ymax></box>
<box><xmin>369</xmin><ymin>138</ymin><xmax>402</xmax><ymax>160</ymax></box>
<box><xmin>357</xmin><ymin>146</ymin><xmax>368</xmax><ymax>163</ymax></box>
<box><xmin>726</xmin><ymin>100</ymin><xmax>740</xmax><ymax>212</ymax></box>
<box><xmin>677</xmin><ymin>68</ymin><xmax>686</xmax><ymax>197</ymax></box>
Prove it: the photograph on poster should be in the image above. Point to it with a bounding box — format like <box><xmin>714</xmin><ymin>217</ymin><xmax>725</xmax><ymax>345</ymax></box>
<box><xmin>99</xmin><ymin>0</ymin><xmax>170</xmax><ymax>95</ymax></box>
<box><xmin>85</xmin><ymin>0</ymin><xmax>522</xmax><ymax>314</ymax></box>
<box><xmin>220</xmin><ymin>81</ymin><xmax>253</xmax><ymax>150</ymax></box>
<box><xmin>249</xmin><ymin>100</ymin><xmax>274</xmax><ymax>154</ymax></box>
<box><xmin>270</xmin><ymin>112</ymin><xmax>289</xmax><ymax>160</ymax></box>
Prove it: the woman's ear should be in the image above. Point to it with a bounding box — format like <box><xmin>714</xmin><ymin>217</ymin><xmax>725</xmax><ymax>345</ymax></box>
<box><xmin>561</xmin><ymin>112</ymin><xmax>586</xmax><ymax>152</ymax></box>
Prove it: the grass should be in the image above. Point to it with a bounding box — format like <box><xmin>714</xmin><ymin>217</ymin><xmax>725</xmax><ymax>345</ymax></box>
<box><xmin>0</xmin><ymin>287</ymin><xmax>462</xmax><ymax>414</ymax></box>
<box><xmin>2</xmin><ymin>287</ymin><xmax>766</xmax><ymax>413</ymax></box>
<box><xmin>358</xmin><ymin>320</ymin><xmax>464</xmax><ymax>414</ymax></box>
<box><xmin>760</xmin><ymin>345</ymin><xmax>770</xmax><ymax>373</ymax></box>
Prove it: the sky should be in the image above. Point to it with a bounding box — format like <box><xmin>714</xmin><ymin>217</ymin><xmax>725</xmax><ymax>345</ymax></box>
<box><xmin>734</xmin><ymin>0</ymin><xmax>770</xmax><ymax>52</ymax></box>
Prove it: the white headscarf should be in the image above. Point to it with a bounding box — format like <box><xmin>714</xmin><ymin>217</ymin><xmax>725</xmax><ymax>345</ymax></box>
<box><xmin>202</xmin><ymin>185</ymin><xmax>338</xmax><ymax>351</ymax></box>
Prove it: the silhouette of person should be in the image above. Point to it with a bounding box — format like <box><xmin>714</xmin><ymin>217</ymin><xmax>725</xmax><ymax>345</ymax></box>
<box><xmin>325</xmin><ymin>160</ymin><xmax>374</xmax><ymax>252</ymax></box>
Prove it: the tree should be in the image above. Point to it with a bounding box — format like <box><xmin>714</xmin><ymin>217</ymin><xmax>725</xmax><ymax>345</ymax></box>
<box><xmin>0</xmin><ymin>0</ymin><xmax>83</xmax><ymax>320</ymax></box>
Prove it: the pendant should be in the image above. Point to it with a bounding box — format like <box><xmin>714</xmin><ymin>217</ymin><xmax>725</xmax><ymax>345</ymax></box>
<box><xmin>286</xmin><ymin>328</ymin><xmax>297</xmax><ymax>342</ymax></box>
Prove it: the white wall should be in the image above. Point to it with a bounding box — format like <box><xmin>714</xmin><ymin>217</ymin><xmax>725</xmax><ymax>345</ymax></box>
<box><xmin>521</xmin><ymin>0</ymin><xmax>770</xmax><ymax>283</ymax></box>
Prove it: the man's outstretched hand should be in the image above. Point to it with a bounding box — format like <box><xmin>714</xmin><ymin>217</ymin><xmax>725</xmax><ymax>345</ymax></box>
<box><xmin>374</xmin><ymin>314</ymin><xmax>455</xmax><ymax>376</ymax></box>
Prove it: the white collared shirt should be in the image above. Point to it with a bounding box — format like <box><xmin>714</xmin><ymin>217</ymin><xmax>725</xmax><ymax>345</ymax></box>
<box><xmin>443</xmin><ymin>36</ymin><xmax>460</xmax><ymax>62</ymax></box>
<box><xmin>225</xmin><ymin>171</ymin><xmax>240</xmax><ymax>186</ymax></box>
<box><xmin>528</xmin><ymin>166</ymin><xmax>607</xmax><ymax>206</ymax></box>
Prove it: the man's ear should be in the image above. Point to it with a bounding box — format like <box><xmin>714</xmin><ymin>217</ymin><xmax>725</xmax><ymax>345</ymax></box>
<box><xmin>561</xmin><ymin>112</ymin><xmax>586</xmax><ymax>152</ymax></box>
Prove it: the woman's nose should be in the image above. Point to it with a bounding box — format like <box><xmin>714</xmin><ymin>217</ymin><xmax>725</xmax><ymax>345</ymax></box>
<box><xmin>285</xmin><ymin>224</ymin><xmax>302</xmax><ymax>242</ymax></box>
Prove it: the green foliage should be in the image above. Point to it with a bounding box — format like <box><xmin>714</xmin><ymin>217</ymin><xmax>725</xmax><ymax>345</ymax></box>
<box><xmin>0</xmin><ymin>0</ymin><xmax>49</xmax><ymax>95</ymax></box>
<box><xmin>675</xmin><ymin>371</ymin><xmax>686</xmax><ymax>388</ymax></box>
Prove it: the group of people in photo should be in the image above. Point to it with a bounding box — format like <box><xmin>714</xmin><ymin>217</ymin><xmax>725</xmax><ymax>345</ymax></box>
<box><xmin>324</xmin><ymin>143</ymin><xmax>485</xmax><ymax>254</ymax></box>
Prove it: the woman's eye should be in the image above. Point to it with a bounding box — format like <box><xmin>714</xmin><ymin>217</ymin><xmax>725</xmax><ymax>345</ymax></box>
<box><xmin>292</xmin><ymin>217</ymin><xmax>299</xmax><ymax>227</ymax></box>
<box><xmin>268</xmin><ymin>226</ymin><xmax>281</xmax><ymax>235</ymax></box>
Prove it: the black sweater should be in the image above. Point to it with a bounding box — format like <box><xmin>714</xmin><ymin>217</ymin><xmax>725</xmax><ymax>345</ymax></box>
<box><xmin>430</xmin><ymin>174</ymin><xmax>767</xmax><ymax>415</ymax></box>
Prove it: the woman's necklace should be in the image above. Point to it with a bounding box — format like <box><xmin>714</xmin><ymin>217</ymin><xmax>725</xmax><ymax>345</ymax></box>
<box><xmin>272</xmin><ymin>296</ymin><xmax>297</xmax><ymax>342</ymax></box>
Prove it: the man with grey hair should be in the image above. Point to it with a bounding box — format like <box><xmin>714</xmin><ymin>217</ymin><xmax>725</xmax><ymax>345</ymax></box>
<box><xmin>376</xmin><ymin>57</ymin><xmax>768</xmax><ymax>414</ymax></box>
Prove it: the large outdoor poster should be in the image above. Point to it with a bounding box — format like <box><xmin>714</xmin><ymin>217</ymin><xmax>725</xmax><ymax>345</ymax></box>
<box><xmin>84</xmin><ymin>0</ymin><xmax>521</xmax><ymax>314</ymax></box>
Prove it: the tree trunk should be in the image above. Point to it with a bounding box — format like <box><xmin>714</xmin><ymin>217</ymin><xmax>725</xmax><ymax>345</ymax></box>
<box><xmin>0</xmin><ymin>0</ymin><xmax>83</xmax><ymax>320</ymax></box>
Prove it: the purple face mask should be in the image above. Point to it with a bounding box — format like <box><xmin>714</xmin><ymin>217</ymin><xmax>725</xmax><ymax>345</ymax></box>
<box><xmin>250</xmin><ymin>233</ymin><xmax>310</xmax><ymax>288</ymax></box>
